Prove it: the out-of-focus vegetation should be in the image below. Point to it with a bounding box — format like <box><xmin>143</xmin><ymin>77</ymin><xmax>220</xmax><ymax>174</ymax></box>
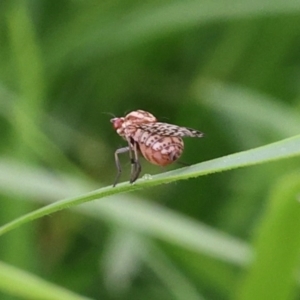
<box><xmin>1</xmin><ymin>1</ymin><xmax>300</xmax><ymax>299</ymax></box>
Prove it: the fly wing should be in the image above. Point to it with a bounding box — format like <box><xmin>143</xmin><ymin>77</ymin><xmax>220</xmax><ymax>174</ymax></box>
<box><xmin>138</xmin><ymin>122</ymin><xmax>204</xmax><ymax>138</ymax></box>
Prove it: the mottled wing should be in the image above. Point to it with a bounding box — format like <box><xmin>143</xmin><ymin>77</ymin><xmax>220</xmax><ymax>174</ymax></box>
<box><xmin>138</xmin><ymin>122</ymin><xmax>203</xmax><ymax>138</ymax></box>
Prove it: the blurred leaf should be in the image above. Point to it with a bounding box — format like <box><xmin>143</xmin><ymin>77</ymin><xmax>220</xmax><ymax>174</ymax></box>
<box><xmin>0</xmin><ymin>158</ymin><xmax>250</xmax><ymax>266</ymax></box>
<box><xmin>141</xmin><ymin>239</ymin><xmax>205</xmax><ymax>300</ymax></box>
<box><xmin>46</xmin><ymin>0</ymin><xmax>300</xmax><ymax>71</ymax></box>
<box><xmin>198</xmin><ymin>81</ymin><xmax>300</xmax><ymax>139</ymax></box>
<box><xmin>0</xmin><ymin>261</ymin><xmax>92</xmax><ymax>300</ymax></box>
<box><xmin>236</xmin><ymin>172</ymin><xmax>300</xmax><ymax>300</ymax></box>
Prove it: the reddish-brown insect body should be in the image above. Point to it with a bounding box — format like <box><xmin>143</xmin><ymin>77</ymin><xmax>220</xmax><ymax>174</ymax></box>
<box><xmin>111</xmin><ymin>110</ymin><xmax>204</xmax><ymax>186</ymax></box>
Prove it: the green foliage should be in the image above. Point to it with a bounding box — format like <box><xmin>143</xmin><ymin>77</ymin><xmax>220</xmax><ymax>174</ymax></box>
<box><xmin>0</xmin><ymin>0</ymin><xmax>300</xmax><ymax>299</ymax></box>
<box><xmin>236</xmin><ymin>173</ymin><xmax>300</xmax><ymax>300</ymax></box>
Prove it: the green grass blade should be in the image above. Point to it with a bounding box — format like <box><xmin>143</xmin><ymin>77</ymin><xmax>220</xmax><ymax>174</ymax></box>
<box><xmin>0</xmin><ymin>160</ymin><xmax>250</xmax><ymax>267</ymax></box>
<box><xmin>236</xmin><ymin>172</ymin><xmax>300</xmax><ymax>300</ymax></box>
<box><xmin>0</xmin><ymin>261</ymin><xmax>92</xmax><ymax>300</ymax></box>
<box><xmin>0</xmin><ymin>134</ymin><xmax>300</xmax><ymax>238</ymax></box>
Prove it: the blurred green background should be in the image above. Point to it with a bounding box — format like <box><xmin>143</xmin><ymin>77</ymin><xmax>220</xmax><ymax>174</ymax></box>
<box><xmin>1</xmin><ymin>0</ymin><xmax>300</xmax><ymax>299</ymax></box>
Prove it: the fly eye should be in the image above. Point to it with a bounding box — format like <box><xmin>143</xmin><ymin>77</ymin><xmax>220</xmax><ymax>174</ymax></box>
<box><xmin>111</xmin><ymin>118</ymin><xmax>123</xmax><ymax>129</ymax></box>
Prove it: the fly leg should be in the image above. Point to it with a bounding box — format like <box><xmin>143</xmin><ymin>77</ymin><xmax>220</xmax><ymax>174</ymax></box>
<box><xmin>130</xmin><ymin>142</ymin><xmax>141</xmax><ymax>183</ymax></box>
<box><xmin>113</xmin><ymin>146</ymin><xmax>130</xmax><ymax>187</ymax></box>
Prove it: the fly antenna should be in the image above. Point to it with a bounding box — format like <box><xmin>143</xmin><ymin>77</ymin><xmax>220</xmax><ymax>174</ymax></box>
<box><xmin>101</xmin><ymin>112</ymin><xmax>116</xmax><ymax>118</ymax></box>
